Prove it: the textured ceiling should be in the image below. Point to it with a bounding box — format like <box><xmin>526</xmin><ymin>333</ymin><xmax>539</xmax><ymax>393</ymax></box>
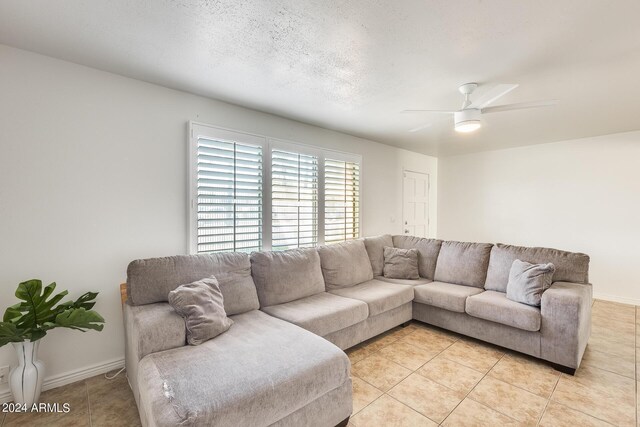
<box><xmin>1</xmin><ymin>0</ymin><xmax>640</xmax><ymax>156</ymax></box>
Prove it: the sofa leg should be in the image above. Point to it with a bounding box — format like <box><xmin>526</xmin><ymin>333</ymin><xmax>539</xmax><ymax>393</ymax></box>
<box><xmin>550</xmin><ymin>362</ymin><xmax>576</xmax><ymax>375</ymax></box>
<box><xmin>401</xmin><ymin>321</ymin><xmax>411</xmax><ymax>328</ymax></box>
<box><xmin>335</xmin><ymin>416</ymin><xmax>350</xmax><ymax>427</ymax></box>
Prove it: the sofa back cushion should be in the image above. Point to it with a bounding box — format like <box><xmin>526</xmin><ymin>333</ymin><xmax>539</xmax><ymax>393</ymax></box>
<box><xmin>392</xmin><ymin>235</ymin><xmax>443</xmax><ymax>279</ymax></box>
<box><xmin>318</xmin><ymin>239</ymin><xmax>374</xmax><ymax>289</ymax></box>
<box><xmin>434</xmin><ymin>241</ymin><xmax>493</xmax><ymax>288</ymax></box>
<box><xmin>126</xmin><ymin>252</ymin><xmax>260</xmax><ymax>315</ymax></box>
<box><xmin>485</xmin><ymin>243</ymin><xmax>590</xmax><ymax>292</ymax></box>
<box><xmin>363</xmin><ymin>234</ymin><xmax>393</xmax><ymax>276</ymax></box>
<box><xmin>250</xmin><ymin>248</ymin><xmax>325</xmax><ymax>307</ymax></box>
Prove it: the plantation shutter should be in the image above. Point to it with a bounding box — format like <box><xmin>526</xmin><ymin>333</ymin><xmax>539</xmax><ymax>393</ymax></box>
<box><xmin>271</xmin><ymin>149</ymin><xmax>319</xmax><ymax>250</ymax></box>
<box><xmin>324</xmin><ymin>159</ymin><xmax>360</xmax><ymax>244</ymax></box>
<box><xmin>196</xmin><ymin>137</ymin><xmax>263</xmax><ymax>253</ymax></box>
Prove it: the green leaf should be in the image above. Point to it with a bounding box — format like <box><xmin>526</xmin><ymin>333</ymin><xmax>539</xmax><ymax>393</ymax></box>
<box><xmin>71</xmin><ymin>292</ymin><xmax>99</xmax><ymax>310</ymax></box>
<box><xmin>0</xmin><ymin>322</ymin><xmax>24</xmax><ymax>347</ymax></box>
<box><xmin>13</xmin><ymin>281</ymin><xmax>69</xmax><ymax>327</ymax></box>
<box><xmin>3</xmin><ymin>305</ymin><xmax>22</xmax><ymax>323</ymax></box>
<box><xmin>54</xmin><ymin>308</ymin><xmax>105</xmax><ymax>332</ymax></box>
<box><xmin>0</xmin><ymin>280</ymin><xmax>104</xmax><ymax>348</ymax></box>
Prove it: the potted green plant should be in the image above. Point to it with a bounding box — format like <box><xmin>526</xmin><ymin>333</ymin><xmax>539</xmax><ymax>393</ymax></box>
<box><xmin>0</xmin><ymin>280</ymin><xmax>105</xmax><ymax>407</ymax></box>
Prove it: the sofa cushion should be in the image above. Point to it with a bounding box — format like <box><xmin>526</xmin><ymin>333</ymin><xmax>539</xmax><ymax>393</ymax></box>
<box><xmin>466</xmin><ymin>290</ymin><xmax>542</xmax><ymax>332</ymax></box>
<box><xmin>383</xmin><ymin>247</ymin><xmax>420</xmax><ymax>279</ymax></box>
<box><xmin>261</xmin><ymin>292</ymin><xmax>369</xmax><ymax>337</ymax></box>
<box><xmin>329</xmin><ymin>279</ymin><xmax>413</xmax><ymax>316</ymax></box>
<box><xmin>485</xmin><ymin>243</ymin><xmax>590</xmax><ymax>292</ymax></box>
<box><xmin>127</xmin><ymin>252</ymin><xmax>260</xmax><ymax>314</ymax></box>
<box><xmin>250</xmin><ymin>248</ymin><xmax>325</xmax><ymax>307</ymax></box>
<box><xmin>506</xmin><ymin>260</ymin><xmax>556</xmax><ymax>306</ymax></box>
<box><xmin>168</xmin><ymin>276</ymin><xmax>233</xmax><ymax>345</ymax></box>
<box><xmin>137</xmin><ymin>310</ymin><xmax>350</xmax><ymax>427</ymax></box>
<box><xmin>364</xmin><ymin>234</ymin><xmax>394</xmax><ymax>276</ymax></box>
<box><xmin>413</xmin><ymin>281</ymin><xmax>484</xmax><ymax>313</ymax></box>
<box><xmin>433</xmin><ymin>241</ymin><xmax>493</xmax><ymax>288</ymax></box>
<box><xmin>318</xmin><ymin>240</ymin><xmax>374</xmax><ymax>289</ymax></box>
<box><xmin>375</xmin><ymin>276</ymin><xmax>433</xmax><ymax>287</ymax></box>
<box><xmin>392</xmin><ymin>235</ymin><xmax>443</xmax><ymax>279</ymax></box>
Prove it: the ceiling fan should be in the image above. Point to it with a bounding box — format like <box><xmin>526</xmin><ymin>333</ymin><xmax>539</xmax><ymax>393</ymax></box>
<box><xmin>403</xmin><ymin>83</ymin><xmax>557</xmax><ymax>133</ymax></box>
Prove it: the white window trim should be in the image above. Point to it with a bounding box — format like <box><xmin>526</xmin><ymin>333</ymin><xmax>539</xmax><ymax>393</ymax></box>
<box><xmin>188</xmin><ymin>121</ymin><xmax>362</xmax><ymax>254</ymax></box>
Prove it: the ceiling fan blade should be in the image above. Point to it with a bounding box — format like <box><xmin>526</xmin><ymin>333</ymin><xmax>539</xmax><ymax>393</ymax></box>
<box><xmin>482</xmin><ymin>100</ymin><xmax>558</xmax><ymax>114</ymax></box>
<box><xmin>469</xmin><ymin>84</ymin><xmax>519</xmax><ymax>109</ymax></box>
<box><xmin>408</xmin><ymin>123</ymin><xmax>432</xmax><ymax>133</ymax></box>
<box><xmin>401</xmin><ymin>109</ymin><xmax>456</xmax><ymax>114</ymax></box>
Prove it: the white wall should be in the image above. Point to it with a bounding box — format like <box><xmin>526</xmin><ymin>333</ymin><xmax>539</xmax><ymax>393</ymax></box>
<box><xmin>0</xmin><ymin>44</ymin><xmax>437</xmax><ymax>397</ymax></box>
<box><xmin>438</xmin><ymin>131</ymin><xmax>640</xmax><ymax>304</ymax></box>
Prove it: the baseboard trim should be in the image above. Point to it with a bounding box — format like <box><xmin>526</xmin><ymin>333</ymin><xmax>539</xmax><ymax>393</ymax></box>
<box><xmin>593</xmin><ymin>292</ymin><xmax>640</xmax><ymax>306</ymax></box>
<box><xmin>0</xmin><ymin>357</ymin><xmax>124</xmax><ymax>404</ymax></box>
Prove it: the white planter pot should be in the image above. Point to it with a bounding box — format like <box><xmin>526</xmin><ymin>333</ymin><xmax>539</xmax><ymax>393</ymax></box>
<box><xmin>10</xmin><ymin>340</ymin><xmax>45</xmax><ymax>407</ymax></box>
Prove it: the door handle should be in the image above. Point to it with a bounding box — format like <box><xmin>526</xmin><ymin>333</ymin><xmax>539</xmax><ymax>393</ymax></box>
<box><xmin>404</xmin><ymin>229</ymin><xmax>410</xmax><ymax>233</ymax></box>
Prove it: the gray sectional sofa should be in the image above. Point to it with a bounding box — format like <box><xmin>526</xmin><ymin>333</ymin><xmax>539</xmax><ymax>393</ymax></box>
<box><xmin>123</xmin><ymin>235</ymin><xmax>591</xmax><ymax>427</ymax></box>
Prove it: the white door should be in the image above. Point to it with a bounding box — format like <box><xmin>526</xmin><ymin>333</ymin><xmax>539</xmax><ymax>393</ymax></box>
<box><xmin>403</xmin><ymin>171</ymin><xmax>429</xmax><ymax>237</ymax></box>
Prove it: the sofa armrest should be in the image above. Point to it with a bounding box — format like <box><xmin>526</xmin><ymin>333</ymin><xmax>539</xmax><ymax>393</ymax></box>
<box><xmin>124</xmin><ymin>302</ymin><xmax>186</xmax><ymax>363</ymax></box>
<box><xmin>540</xmin><ymin>281</ymin><xmax>592</xmax><ymax>369</ymax></box>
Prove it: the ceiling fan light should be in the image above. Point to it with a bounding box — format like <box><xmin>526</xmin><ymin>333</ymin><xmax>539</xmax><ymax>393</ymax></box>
<box><xmin>454</xmin><ymin>109</ymin><xmax>482</xmax><ymax>133</ymax></box>
<box><xmin>455</xmin><ymin>120</ymin><xmax>481</xmax><ymax>133</ymax></box>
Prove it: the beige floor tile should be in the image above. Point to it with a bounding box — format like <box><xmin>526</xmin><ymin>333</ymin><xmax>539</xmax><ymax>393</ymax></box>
<box><xmin>388</xmin><ymin>373</ymin><xmax>462</xmax><ymax>424</ymax></box>
<box><xmin>362</xmin><ymin>330</ymin><xmax>402</xmax><ymax>353</ymax></box>
<box><xmin>378</xmin><ymin>340</ymin><xmax>439</xmax><ymax>370</ymax></box>
<box><xmin>416</xmin><ymin>355</ymin><xmax>484</xmax><ymax>396</ymax></box>
<box><xmin>552</xmin><ymin>366</ymin><xmax>635</xmax><ymax>426</ymax></box>
<box><xmin>388</xmin><ymin>324</ymin><xmax>419</xmax><ymax>339</ymax></box>
<box><xmin>539</xmin><ymin>401</ymin><xmax>613</xmax><ymax>427</ymax></box>
<box><xmin>591</xmin><ymin>317</ymin><xmax>636</xmax><ymax>336</ymax></box>
<box><xmin>441</xmin><ymin>398</ymin><xmax>522</xmax><ymax>427</ymax></box>
<box><xmin>352</xmin><ymin>354</ymin><xmax>412</xmax><ymax>391</ymax></box>
<box><xmin>637</xmin><ymin>381</ymin><xmax>639</xmax><ymax>427</ymax></box>
<box><xmin>587</xmin><ymin>334</ymin><xmax>635</xmax><ymax>359</ymax></box>
<box><xmin>581</xmin><ymin>346</ymin><xmax>635</xmax><ymax>379</ymax></box>
<box><xmin>488</xmin><ymin>353</ymin><xmax>561</xmax><ymax>398</ymax></box>
<box><xmin>438</xmin><ymin>340</ymin><xmax>503</xmax><ymax>373</ymax></box>
<box><xmin>412</xmin><ymin>325</ymin><xmax>461</xmax><ymax>341</ymax></box>
<box><xmin>594</xmin><ymin>302</ymin><xmax>636</xmax><ymax>316</ymax></box>
<box><xmin>398</xmin><ymin>330</ymin><xmax>455</xmax><ymax>353</ymax></box>
<box><xmin>346</xmin><ymin>344</ymin><xmax>373</xmax><ymax>364</ymax></box>
<box><xmin>3</xmin><ymin>381</ymin><xmax>90</xmax><ymax>427</ymax></box>
<box><xmin>351</xmin><ymin>376</ymin><xmax>383</xmax><ymax>414</ymax></box>
<box><xmin>469</xmin><ymin>376</ymin><xmax>547</xmax><ymax>425</ymax></box>
<box><xmin>350</xmin><ymin>395</ymin><xmax>438</xmax><ymax>427</ymax></box>
<box><xmin>592</xmin><ymin>322</ymin><xmax>636</xmax><ymax>340</ymax></box>
<box><xmin>592</xmin><ymin>308</ymin><xmax>635</xmax><ymax>322</ymax></box>
<box><xmin>86</xmin><ymin>374</ymin><xmax>140</xmax><ymax>427</ymax></box>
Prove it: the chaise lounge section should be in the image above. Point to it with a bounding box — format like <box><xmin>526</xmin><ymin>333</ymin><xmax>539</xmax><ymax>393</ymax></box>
<box><xmin>123</xmin><ymin>235</ymin><xmax>591</xmax><ymax>426</ymax></box>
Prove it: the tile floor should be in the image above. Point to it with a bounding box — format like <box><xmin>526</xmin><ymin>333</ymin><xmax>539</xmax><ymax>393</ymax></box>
<box><xmin>0</xmin><ymin>299</ymin><xmax>637</xmax><ymax>426</ymax></box>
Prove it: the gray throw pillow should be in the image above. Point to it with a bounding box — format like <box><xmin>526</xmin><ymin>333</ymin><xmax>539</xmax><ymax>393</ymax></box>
<box><xmin>383</xmin><ymin>247</ymin><xmax>420</xmax><ymax>280</ymax></box>
<box><xmin>168</xmin><ymin>276</ymin><xmax>233</xmax><ymax>345</ymax></box>
<box><xmin>506</xmin><ymin>259</ymin><xmax>556</xmax><ymax>306</ymax></box>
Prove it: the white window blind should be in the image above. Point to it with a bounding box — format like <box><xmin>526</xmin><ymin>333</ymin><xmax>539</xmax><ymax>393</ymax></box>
<box><xmin>324</xmin><ymin>159</ymin><xmax>360</xmax><ymax>244</ymax></box>
<box><xmin>271</xmin><ymin>149</ymin><xmax>318</xmax><ymax>250</ymax></box>
<box><xmin>195</xmin><ymin>137</ymin><xmax>263</xmax><ymax>253</ymax></box>
<box><xmin>190</xmin><ymin>123</ymin><xmax>361</xmax><ymax>253</ymax></box>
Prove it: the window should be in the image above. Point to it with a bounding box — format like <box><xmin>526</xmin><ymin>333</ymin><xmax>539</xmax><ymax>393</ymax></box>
<box><xmin>324</xmin><ymin>159</ymin><xmax>360</xmax><ymax>244</ymax></box>
<box><xmin>271</xmin><ymin>149</ymin><xmax>318</xmax><ymax>250</ymax></box>
<box><xmin>190</xmin><ymin>126</ymin><xmax>265</xmax><ymax>254</ymax></box>
<box><xmin>189</xmin><ymin>123</ymin><xmax>360</xmax><ymax>253</ymax></box>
